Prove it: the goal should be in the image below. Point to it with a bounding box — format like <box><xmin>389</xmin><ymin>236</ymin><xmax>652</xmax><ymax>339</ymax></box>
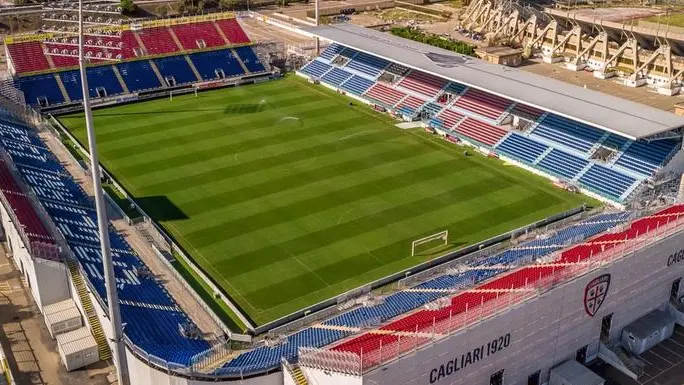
<box><xmin>169</xmin><ymin>87</ymin><xmax>198</xmax><ymax>101</ymax></box>
<box><xmin>411</xmin><ymin>230</ymin><xmax>449</xmax><ymax>256</ymax></box>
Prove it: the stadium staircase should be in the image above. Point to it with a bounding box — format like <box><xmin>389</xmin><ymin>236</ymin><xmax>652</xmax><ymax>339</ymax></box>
<box><xmin>43</xmin><ymin>46</ymin><xmax>56</xmax><ymax>69</ymax></box>
<box><xmin>148</xmin><ymin>60</ymin><xmax>167</xmax><ymax>86</ymax></box>
<box><xmin>214</xmin><ymin>22</ymin><xmax>231</xmax><ymax>45</ymax></box>
<box><xmin>54</xmin><ymin>75</ymin><xmax>71</xmax><ymax>104</ymax></box>
<box><xmin>184</xmin><ymin>56</ymin><xmax>203</xmax><ymax>82</ymax></box>
<box><xmin>132</xmin><ymin>32</ymin><xmax>148</xmax><ymax>55</ymax></box>
<box><xmin>168</xmin><ymin>29</ymin><xmax>186</xmax><ymax>52</ymax></box>
<box><xmin>112</xmin><ymin>66</ymin><xmax>130</xmax><ymax>94</ymax></box>
<box><xmin>231</xmin><ymin>48</ymin><xmax>250</xmax><ymax>74</ymax></box>
<box><xmin>283</xmin><ymin>360</ymin><xmax>310</xmax><ymax>385</ymax></box>
<box><xmin>66</xmin><ymin>258</ymin><xmax>112</xmax><ymax>361</ymax></box>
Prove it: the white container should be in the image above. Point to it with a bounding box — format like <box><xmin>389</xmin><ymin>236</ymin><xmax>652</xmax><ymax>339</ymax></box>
<box><xmin>43</xmin><ymin>299</ymin><xmax>82</xmax><ymax>339</ymax></box>
<box><xmin>43</xmin><ymin>299</ymin><xmax>77</xmax><ymax>315</ymax></box>
<box><xmin>56</xmin><ymin>327</ymin><xmax>99</xmax><ymax>371</ymax></box>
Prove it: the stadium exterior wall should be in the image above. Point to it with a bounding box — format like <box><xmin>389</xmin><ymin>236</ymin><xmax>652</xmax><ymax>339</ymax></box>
<box><xmin>0</xmin><ymin>201</ymin><xmax>70</xmax><ymax>310</ymax></box>
<box><xmin>124</xmin><ymin>347</ymin><xmax>282</xmax><ymax>385</ymax></box>
<box><xmin>305</xmin><ymin>367</ymin><xmax>362</xmax><ymax>385</ymax></box>
<box><xmin>362</xmin><ymin>230</ymin><xmax>684</xmax><ymax>385</ymax></box>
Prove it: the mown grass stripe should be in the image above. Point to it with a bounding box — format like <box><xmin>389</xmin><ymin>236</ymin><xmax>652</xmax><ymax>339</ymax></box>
<box><xmin>60</xmin><ymin>75</ymin><xmax>594</xmax><ymax>325</ymax></box>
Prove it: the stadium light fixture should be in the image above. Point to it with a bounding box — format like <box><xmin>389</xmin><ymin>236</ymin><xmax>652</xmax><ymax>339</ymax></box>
<box><xmin>40</xmin><ymin>2</ymin><xmax>130</xmax><ymax>385</ymax></box>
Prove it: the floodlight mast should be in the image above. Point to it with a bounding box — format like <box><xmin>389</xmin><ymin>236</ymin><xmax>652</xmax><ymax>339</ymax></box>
<box><xmin>76</xmin><ymin>1</ymin><xmax>130</xmax><ymax>384</ymax></box>
<box><xmin>314</xmin><ymin>0</ymin><xmax>319</xmax><ymax>54</ymax></box>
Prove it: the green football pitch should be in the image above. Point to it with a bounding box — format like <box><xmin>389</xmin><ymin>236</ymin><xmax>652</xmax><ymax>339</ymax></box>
<box><xmin>59</xmin><ymin>75</ymin><xmax>592</xmax><ymax>327</ymax></box>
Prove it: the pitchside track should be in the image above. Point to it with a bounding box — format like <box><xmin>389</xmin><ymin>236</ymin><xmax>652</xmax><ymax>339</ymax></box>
<box><xmin>60</xmin><ymin>76</ymin><xmax>590</xmax><ymax>325</ymax></box>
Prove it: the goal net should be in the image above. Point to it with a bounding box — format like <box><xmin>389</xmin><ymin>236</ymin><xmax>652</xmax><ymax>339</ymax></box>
<box><xmin>169</xmin><ymin>87</ymin><xmax>198</xmax><ymax>101</ymax></box>
<box><xmin>411</xmin><ymin>230</ymin><xmax>448</xmax><ymax>256</ymax></box>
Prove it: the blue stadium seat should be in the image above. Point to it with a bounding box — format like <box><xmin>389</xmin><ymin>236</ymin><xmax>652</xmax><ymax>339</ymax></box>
<box><xmin>218</xmin><ymin>328</ymin><xmax>351</xmax><ymax>375</ymax></box>
<box><xmin>153</xmin><ymin>56</ymin><xmax>199</xmax><ymax>86</ymax></box>
<box><xmin>116</xmin><ymin>60</ymin><xmax>162</xmax><ymax>92</ymax></box>
<box><xmin>495</xmin><ymin>133</ymin><xmax>549</xmax><ymax>164</ymax></box>
<box><xmin>340</xmin><ymin>75</ymin><xmax>374</xmax><ymax>95</ymax></box>
<box><xmin>233</xmin><ymin>46</ymin><xmax>266</xmax><ymax>73</ymax></box>
<box><xmin>0</xmin><ymin>117</ymin><xmax>210</xmax><ymax>366</ymax></box>
<box><xmin>443</xmin><ymin>82</ymin><xmax>467</xmax><ymax>95</ymax></box>
<box><xmin>345</xmin><ymin>51</ymin><xmax>389</xmax><ymax>77</ymax></box>
<box><xmin>319</xmin><ymin>43</ymin><xmax>344</xmax><ymax>61</ymax></box>
<box><xmin>536</xmin><ymin>149</ymin><xmax>589</xmax><ymax>180</ymax></box>
<box><xmin>532</xmin><ymin>114</ymin><xmax>604</xmax><ymax>153</ymax></box>
<box><xmin>59</xmin><ymin>66</ymin><xmax>124</xmax><ymax>101</ymax></box>
<box><xmin>15</xmin><ymin>74</ymin><xmax>65</xmax><ymax>106</ymax></box>
<box><xmin>614</xmin><ymin>139</ymin><xmax>680</xmax><ymax>177</ymax></box>
<box><xmin>321</xmin><ymin>67</ymin><xmax>353</xmax><ymax>87</ymax></box>
<box><xmin>189</xmin><ymin>49</ymin><xmax>245</xmax><ymax>80</ymax></box>
<box><xmin>421</xmin><ymin>103</ymin><xmax>442</xmax><ymax>118</ymax></box>
<box><xmin>300</xmin><ymin>59</ymin><xmax>331</xmax><ymax>79</ymax></box>
<box><xmin>579</xmin><ymin>164</ymin><xmax>637</xmax><ymax>199</ymax></box>
<box><xmin>601</xmin><ymin>134</ymin><xmax>630</xmax><ymax>150</ymax></box>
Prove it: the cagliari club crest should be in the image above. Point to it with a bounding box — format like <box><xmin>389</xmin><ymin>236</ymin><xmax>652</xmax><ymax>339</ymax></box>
<box><xmin>584</xmin><ymin>274</ymin><xmax>611</xmax><ymax>317</ymax></box>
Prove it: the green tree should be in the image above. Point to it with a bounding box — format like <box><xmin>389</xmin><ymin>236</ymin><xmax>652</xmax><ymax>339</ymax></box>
<box><xmin>120</xmin><ymin>0</ymin><xmax>137</xmax><ymax>15</ymax></box>
<box><xmin>219</xmin><ymin>0</ymin><xmax>245</xmax><ymax>10</ymax></box>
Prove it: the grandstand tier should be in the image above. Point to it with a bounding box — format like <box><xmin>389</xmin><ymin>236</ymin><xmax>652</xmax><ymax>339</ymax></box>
<box><xmin>14</xmin><ymin>46</ymin><xmax>269</xmax><ymax>107</ymax></box>
<box><xmin>297</xmin><ymin>42</ymin><xmax>682</xmax><ymax>204</ymax></box>
<box><xmin>5</xmin><ymin>17</ymin><xmax>253</xmax><ymax>76</ymax></box>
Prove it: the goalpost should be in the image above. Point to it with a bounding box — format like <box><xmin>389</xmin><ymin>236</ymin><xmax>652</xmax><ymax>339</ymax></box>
<box><xmin>169</xmin><ymin>87</ymin><xmax>198</xmax><ymax>101</ymax></box>
<box><xmin>412</xmin><ymin>230</ymin><xmax>449</xmax><ymax>256</ymax></box>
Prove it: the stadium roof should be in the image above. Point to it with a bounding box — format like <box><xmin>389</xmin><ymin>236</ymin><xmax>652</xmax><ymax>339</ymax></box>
<box><xmin>305</xmin><ymin>24</ymin><xmax>684</xmax><ymax>140</ymax></box>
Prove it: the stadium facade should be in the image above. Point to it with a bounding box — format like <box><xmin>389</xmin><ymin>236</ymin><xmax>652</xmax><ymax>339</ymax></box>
<box><xmin>2</xmin><ymin>14</ymin><xmax>684</xmax><ymax>385</ymax></box>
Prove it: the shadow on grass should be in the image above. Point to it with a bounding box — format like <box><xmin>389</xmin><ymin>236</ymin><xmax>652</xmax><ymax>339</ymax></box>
<box><xmin>136</xmin><ymin>196</ymin><xmax>189</xmax><ymax>221</ymax></box>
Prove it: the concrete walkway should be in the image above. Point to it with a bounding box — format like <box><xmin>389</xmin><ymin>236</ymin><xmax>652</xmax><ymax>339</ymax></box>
<box><xmin>0</xmin><ymin>246</ymin><xmax>113</xmax><ymax>385</ymax></box>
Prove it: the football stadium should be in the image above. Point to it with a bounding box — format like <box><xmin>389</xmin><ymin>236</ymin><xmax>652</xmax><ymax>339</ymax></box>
<box><xmin>2</xmin><ymin>7</ymin><xmax>684</xmax><ymax>385</ymax></box>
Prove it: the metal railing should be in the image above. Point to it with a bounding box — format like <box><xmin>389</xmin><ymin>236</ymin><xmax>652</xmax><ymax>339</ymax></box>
<box><xmin>299</xmin><ymin>209</ymin><xmax>684</xmax><ymax>374</ymax></box>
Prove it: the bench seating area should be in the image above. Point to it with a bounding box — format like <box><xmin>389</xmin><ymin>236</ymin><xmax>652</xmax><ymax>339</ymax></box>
<box><xmin>16</xmin><ymin>45</ymin><xmax>270</xmax><ymax>107</ymax></box>
<box><xmin>0</xmin><ymin>114</ymin><xmax>211</xmax><ymax>366</ymax></box>
<box><xmin>321</xmin><ymin>67</ymin><xmax>353</xmax><ymax>87</ymax></box>
<box><xmin>331</xmin><ymin>205</ymin><xmax>680</xmax><ymax>358</ymax></box>
<box><xmin>7</xmin><ymin>18</ymin><xmax>252</xmax><ymax>75</ymax></box>
<box><xmin>495</xmin><ymin>132</ymin><xmax>549</xmax><ymax>164</ymax></box>
<box><xmin>345</xmin><ymin>52</ymin><xmax>389</xmax><ymax>77</ymax></box>
<box><xmin>116</xmin><ymin>60</ymin><xmax>162</xmax><ymax>92</ymax></box>
<box><xmin>59</xmin><ymin>66</ymin><xmax>124</xmax><ymax>101</ymax></box>
<box><xmin>398</xmin><ymin>70</ymin><xmax>446</xmax><ymax>97</ymax></box>
<box><xmin>614</xmin><ymin>139</ymin><xmax>680</xmax><ymax>177</ymax></box>
<box><xmin>296</xmin><ymin>43</ymin><xmax>682</xmax><ymax>204</ymax></box>
<box><xmin>395</xmin><ymin>95</ymin><xmax>426</xmax><ymax>116</ymax></box>
<box><xmin>532</xmin><ymin>114</ymin><xmax>604</xmax><ymax>153</ymax></box>
<box><xmin>234</xmin><ymin>46</ymin><xmax>266</xmax><ymax>73</ymax></box>
<box><xmin>431</xmin><ymin>108</ymin><xmax>464</xmax><ymax>130</ymax></box>
<box><xmin>364</xmin><ymin>83</ymin><xmax>406</xmax><ymax>108</ymax></box>
<box><xmin>0</xmin><ymin>159</ymin><xmax>56</xmax><ymax>248</ymax></box>
<box><xmin>341</xmin><ymin>75</ymin><xmax>374</xmax><ymax>95</ymax></box>
<box><xmin>453</xmin><ymin>88</ymin><xmax>512</xmax><ymax>120</ymax></box>
<box><xmin>536</xmin><ymin>148</ymin><xmax>589</xmax><ymax>180</ymax></box>
<box><xmin>216</xmin><ymin>18</ymin><xmax>251</xmax><ymax>44</ymax></box>
<box><xmin>579</xmin><ymin>164</ymin><xmax>637</xmax><ymax>200</ymax></box>
<box><xmin>189</xmin><ymin>49</ymin><xmax>245</xmax><ymax>80</ymax></box>
<box><xmin>319</xmin><ymin>43</ymin><xmax>344</xmax><ymax>61</ymax></box>
<box><xmin>510</xmin><ymin>103</ymin><xmax>544</xmax><ymax>121</ymax></box>
<box><xmin>300</xmin><ymin>59</ymin><xmax>331</xmax><ymax>79</ymax></box>
<box><xmin>7</xmin><ymin>42</ymin><xmax>50</xmax><ymax>73</ymax></box>
<box><xmin>454</xmin><ymin>118</ymin><xmax>507</xmax><ymax>146</ymax></box>
<box><xmin>16</xmin><ymin>74</ymin><xmax>65</xmax><ymax>106</ymax></box>
<box><xmin>153</xmin><ymin>56</ymin><xmax>198</xmax><ymax>86</ymax></box>
<box><xmin>172</xmin><ymin>21</ymin><xmax>225</xmax><ymax>50</ymax></box>
<box><xmin>138</xmin><ymin>27</ymin><xmax>180</xmax><ymax>55</ymax></box>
